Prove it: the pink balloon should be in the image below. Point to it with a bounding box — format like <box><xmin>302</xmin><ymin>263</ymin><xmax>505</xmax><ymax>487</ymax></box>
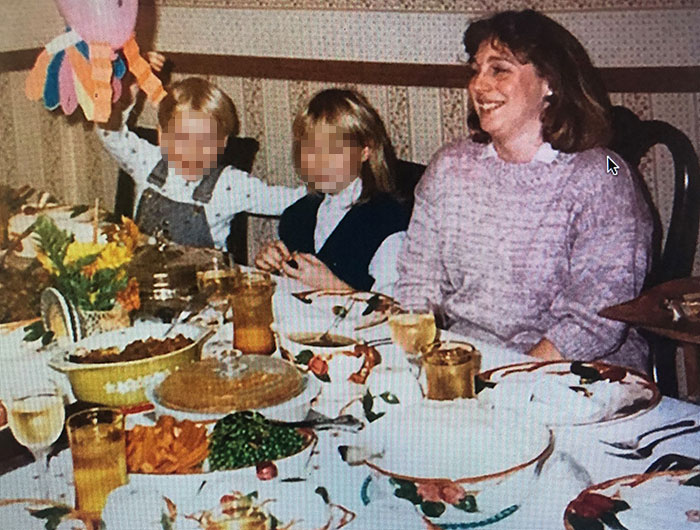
<box><xmin>58</xmin><ymin>56</ymin><xmax>78</xmax><ymax>114</ymax></box>
<box><xmin>55</xmin><ymin>0</ymin><xmax>138</xmax><ymax>48</ymax></box>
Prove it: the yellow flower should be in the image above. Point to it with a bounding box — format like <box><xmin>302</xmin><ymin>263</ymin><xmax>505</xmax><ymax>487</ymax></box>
<box><xmin>93</xmin><ymin>242</ymin><xmax>132</xmax><ymax>271</ymax></box>
<box><xmin>36</xmin><ymin>250</ymin><xmax>57</xmax><ymax>274</ymax></box>
<box><xmin>64</xmin><ymin>242</ymin><xmax>103</xmax><ymax>266</ymax></box>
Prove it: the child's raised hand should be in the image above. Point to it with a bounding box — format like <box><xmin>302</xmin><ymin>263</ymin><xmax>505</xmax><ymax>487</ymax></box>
<box><xmin>280</xmin><ymin>252</ymin><xmax>350</xmax><ymax>290</ymax></box>
<box><xmin>146</xmin><ymin>51</ymin><xmax>167</xmax><ymax>73</ymax></box>
<box><xmin>254</xmin><ymin>240</ymin><xmax>292</xmax><ymax>273</ymax></box>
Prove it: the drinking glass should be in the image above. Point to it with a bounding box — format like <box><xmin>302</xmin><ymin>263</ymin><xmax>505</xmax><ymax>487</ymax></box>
<box><xmin>6</xmin><ymin>384</ymin><xmax>65</xmax><ymax>499</ymax></box>
<box><xmin>230</xmin><ymin>271</ymin><xmax>276</xmax><ymax>355</ymax></box>
<box><xmin>196</xmin><ymin>259</ymin><xmax>239</xmax><ymax>301</ymax></box>
<box><xmin>66</xmin><ymin>407</ymin><xmax>127</xmax><ymax>521</ymax></box>
<box><xmin>387</xmin><ymin>310</ymin><xmax>437</xmax><ymax>356</ymax></box>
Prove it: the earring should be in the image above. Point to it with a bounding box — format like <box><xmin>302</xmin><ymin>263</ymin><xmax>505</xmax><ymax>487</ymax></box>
<box><xmin>545</xmin><ymin>89</ymin><xmax>553</xmax><ymax>97</ymax></box>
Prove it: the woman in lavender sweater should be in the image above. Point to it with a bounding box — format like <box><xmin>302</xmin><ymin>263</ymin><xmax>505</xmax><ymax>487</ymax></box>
<box><xmin>396</xmin><ymin>10</ymin><xmax>653</xmax><ymax>373</ymax></box>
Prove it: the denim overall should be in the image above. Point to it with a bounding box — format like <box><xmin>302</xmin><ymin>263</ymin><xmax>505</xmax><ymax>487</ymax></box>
<box><xmin>135</xmin><ymin>160</ymin><xmax>225</xmax><ymax>248</ymax></box>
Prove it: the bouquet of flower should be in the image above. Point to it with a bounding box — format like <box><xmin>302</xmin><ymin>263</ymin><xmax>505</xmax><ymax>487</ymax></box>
<box><xmin>33</xmin><ymin>215</ymin><xmax>140</xmax><ymax>312</ymax></box>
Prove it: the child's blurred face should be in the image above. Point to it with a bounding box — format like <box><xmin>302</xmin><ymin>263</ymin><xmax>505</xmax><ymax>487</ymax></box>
<box><xmin>299</xmin><ymin>122</ymin><xmax>369</xmax><ymax>194</ymax></box>
<box><xmin>159</xmin><ymin>109</ymin><xmax>226</xmax><ymax>181</ymax></box>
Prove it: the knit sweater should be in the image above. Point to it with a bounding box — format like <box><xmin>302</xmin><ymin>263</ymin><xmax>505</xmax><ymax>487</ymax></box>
<box><xmin>395</xmin><ymin>140</ymin><xmax>653</xmax><ymax>372</ymax></box>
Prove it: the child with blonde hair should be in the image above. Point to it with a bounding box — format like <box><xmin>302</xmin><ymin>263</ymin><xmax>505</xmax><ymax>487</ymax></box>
<box><xmin>99</xmin><ymin>54</ymin><xmax>304</xmax><ymax>249</ymax></box>
<box><xmin>255</xmin><ymin>88</ymin><xmax>411</xmax><ymax>294</ymax></box>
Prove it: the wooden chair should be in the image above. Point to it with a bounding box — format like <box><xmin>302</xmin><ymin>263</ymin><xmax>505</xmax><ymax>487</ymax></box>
<box><xmin>609</xmin><ymin>105</ymin><xmax>700</xmax><ymax>396</ymax></box>
<box><xmin>113</xmin><ymin>127</ymin><xmax>259</xmax><ymax>263</ymax></box>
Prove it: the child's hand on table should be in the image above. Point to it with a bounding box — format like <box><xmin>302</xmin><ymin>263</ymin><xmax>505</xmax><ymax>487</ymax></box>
<box><xmin>255</xmin><ymin>240</ymin><xmax>293</xmax><ymax>273</ymax></box>
<box><xmin>280</xmin><ymin>252</ymin><xmax>350</xmax><ymax>290</ymax></box>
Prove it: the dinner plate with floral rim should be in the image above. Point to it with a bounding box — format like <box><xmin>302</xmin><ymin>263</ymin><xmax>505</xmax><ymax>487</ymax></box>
<box><xmin>564</xmin><ymin>470</ymin><xmax>700</xmax><ymax>530</ymax></box>
<box><xmin>477</xmin><ymin>360</ymin><xmax>660</xmax><ymax>427</ymax></box>
<box><xmin>103</xmin><ymin>475</ymin><xmax>355</xmax><ymax>529</ymax></box>
<box><xmin>290</xmin><ymin>289</ymin><xmax>400</xmax><ymax>330</ymax></box>
<box><xmin>0</xmin><ymin>498</ymin><xmax>89</xmax><ymax>530</ymax></box>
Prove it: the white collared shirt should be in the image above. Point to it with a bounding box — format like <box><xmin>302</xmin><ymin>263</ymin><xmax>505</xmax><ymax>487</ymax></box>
<box><xmin>314</xmin><ymin>178</ymin><xmax>405</xmax><ymax>296</ymax></box>
<box><xmin>481</xmin><ymin>141</ymin><xmax>560</xmax><ymax>164</ymax></box>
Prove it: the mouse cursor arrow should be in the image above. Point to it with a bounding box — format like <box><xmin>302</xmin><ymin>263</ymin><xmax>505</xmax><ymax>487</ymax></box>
<box><xmin>606</xmin><ymin>156</ymin><xmax>619</xmax><ymax>175</ymax></box>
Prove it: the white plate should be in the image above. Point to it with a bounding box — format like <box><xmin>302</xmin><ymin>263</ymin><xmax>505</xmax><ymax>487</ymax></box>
<box><xmin>290</xmin><ymin>289</ymin><xmax>399</xmax><ymax>330</ymax></box>
<box><xmin>479</xmin><ymin>360</ymin><xmax>660</xmax><ymax>426</ymax></box>
<box><xmin>146</xmin><ymin>371</ymin><xmax>321</xmax><ymax>422</ymax></box>
<box><xmin>103</xmin><ymin>477</ymin><xmax>345</xmax><ymax>529</ymax></box>
<box><xmin>40</xmin><ymin>287</ymin><xmax>79</xmax><ymax>344</ymax></box>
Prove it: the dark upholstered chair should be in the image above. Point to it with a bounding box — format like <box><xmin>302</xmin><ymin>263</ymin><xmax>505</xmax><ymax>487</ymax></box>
<box><xmin>609</xmin><ymin>105</ymin><xmax>700</xmax><ymax>396</ymax></box>
<box><xmin>113</xmin><ymin>127</ymin><xmax>259</xmax><ymax>264</ymax></box>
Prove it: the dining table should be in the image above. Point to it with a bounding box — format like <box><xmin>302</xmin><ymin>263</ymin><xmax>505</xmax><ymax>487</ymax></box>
<box><xmin>600</xmin><ymin>276</ymin><xmax>700</xmax><ymax>401</ymax></box>
<box><xmin>1</xmin><ymin>269</ymin><xmax>699</xmax><ymax>529</ymax></box>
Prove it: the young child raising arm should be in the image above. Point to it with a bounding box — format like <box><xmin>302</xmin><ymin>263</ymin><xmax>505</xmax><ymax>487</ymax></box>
<box><xmin>98</xmin><ymin>54</ymin><xmax>304</xmax><ymax>250</ymax></box>
<box><xmin>255</xmin><ymin>89</ymin><xmax>410</xmax><ymax>295</ymax></box>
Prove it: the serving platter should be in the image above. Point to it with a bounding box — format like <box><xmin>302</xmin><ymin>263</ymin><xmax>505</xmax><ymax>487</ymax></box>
<box><xmin>478</xmin><ymin>360</ymin><xmax>660</xmax><ymax>426</ymax></box>
<box><xmin>291</xmin><ymin>289</ymin><xmax>400</xmax><ymax>330</ymax></box>
<box><xmin>126</xmin><ymin>413</ymin><xmax>318</xmax><ymax>490</ymax></box>
<box><xmin>564</xmin><ymin>470</ymin><xmax>700</xmax><ymax>530</ymax></box>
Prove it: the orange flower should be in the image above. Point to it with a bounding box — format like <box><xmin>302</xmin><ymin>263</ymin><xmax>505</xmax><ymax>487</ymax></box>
<box><xmin>116</xmin><ymin>277</ymin><xmax>141</xmax><ymax>312</ymax></box>
<box><xmin>308</xmin><ymin>355</ymin><xmax>329</xmax><ymax>377</ymax></box>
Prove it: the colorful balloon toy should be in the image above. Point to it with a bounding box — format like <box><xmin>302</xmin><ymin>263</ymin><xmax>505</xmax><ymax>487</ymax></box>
<box><xmin>25</xmin><ymin>0</ymin><xmax>166</xmax><ymax>123</ymax></box>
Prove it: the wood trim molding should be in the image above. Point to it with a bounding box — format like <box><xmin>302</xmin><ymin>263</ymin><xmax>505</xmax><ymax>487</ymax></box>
<box><xmin>2</xmin><ymin>48</ymin><xmax>699</xmax><ymax>93</ymax></box>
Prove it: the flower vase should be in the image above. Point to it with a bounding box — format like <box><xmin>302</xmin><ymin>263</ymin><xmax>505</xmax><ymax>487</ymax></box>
<box><xmin>77</xmin><ymin>302</ymin><xmax>131</xmax><ymax>338</ymax></box>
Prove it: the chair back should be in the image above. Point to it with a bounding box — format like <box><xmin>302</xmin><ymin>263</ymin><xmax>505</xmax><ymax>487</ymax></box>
<box><xmin>609</xmin><ymin>105</ymin><xmax>700</xmax><ymax>397</ymax></box>
<box><xmin>610</xmin><ymin>106</ymin><xmax>700</xmax><ymax>286</ymax></box>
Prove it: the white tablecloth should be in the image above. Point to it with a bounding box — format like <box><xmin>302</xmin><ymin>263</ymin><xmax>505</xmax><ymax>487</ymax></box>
<box><xmin>1</xmin><ymin>274</ymin><xmax>699</xmax><ymax>530</ymax></box>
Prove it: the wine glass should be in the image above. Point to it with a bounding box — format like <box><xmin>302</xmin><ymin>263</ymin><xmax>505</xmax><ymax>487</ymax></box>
<box><xmin>6</xmin><ymin>384</ymin><xmax>65</xmax><ymax>499</ymax></box>
<box><xmin>387</xmin><ymin>309</ymin><xmax>437</xmax><ymax>377</ymax></box>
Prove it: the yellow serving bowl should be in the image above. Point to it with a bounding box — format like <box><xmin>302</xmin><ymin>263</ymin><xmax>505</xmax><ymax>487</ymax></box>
<box><xmin>48</xmin><ymin>323</ymin><xmax>213</xmax><ymax>407</ymax></box>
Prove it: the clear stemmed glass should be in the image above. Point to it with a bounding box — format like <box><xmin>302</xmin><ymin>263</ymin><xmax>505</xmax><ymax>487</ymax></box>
<box><xmin>6</xmin><ymin>384</ymin><xmax>65</xmax><ymax>499</ymax></box>
<box><xmin>387</xmin><ymin>309</ymin><xmax>437</xmax><ymax>376</ymax></box>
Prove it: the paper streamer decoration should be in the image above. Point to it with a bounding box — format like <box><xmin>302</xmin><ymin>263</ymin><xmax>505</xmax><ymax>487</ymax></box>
<box><xmin>25</xmin><ymin>0</ymin><xmax>166</xmax><ymax>123</ymax></box>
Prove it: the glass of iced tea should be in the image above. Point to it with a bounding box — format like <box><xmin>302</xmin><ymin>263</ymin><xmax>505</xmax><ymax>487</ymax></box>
<box><xmin>7</xmin><ymin>384</ymin><xmax>64</xmax><ymax>499</ymax></box>
<box><xmin>388</xmin><ymin>310</ymin><xmax>437</xmax><ymax>356</ymax></box>
<box><xmin>66</xmin><ymin>407</ymin><xmax>127</xmax><ymax>520</ymax></box>
<box><xmin>230</xmin><ymin>271</ymin><xmax>276</xmax><ymax>355</ymax></box>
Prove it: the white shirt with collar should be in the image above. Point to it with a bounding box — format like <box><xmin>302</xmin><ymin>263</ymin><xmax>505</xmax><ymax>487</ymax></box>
<box><xmin>314</xmin><ymin>177</ymin><xmax>405</xmax><ymax>296</ymax></box>
<box><xmin>480</xmin><ymin>141</ymin><xmax>560</xmax><ymax>163</ymax></box>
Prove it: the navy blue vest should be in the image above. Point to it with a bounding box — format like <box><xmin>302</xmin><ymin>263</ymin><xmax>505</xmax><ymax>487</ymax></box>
<box><xmin>278</xmin><ymin>193</ymin><xmax>411</xmax><ymax>291</ymax></box>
